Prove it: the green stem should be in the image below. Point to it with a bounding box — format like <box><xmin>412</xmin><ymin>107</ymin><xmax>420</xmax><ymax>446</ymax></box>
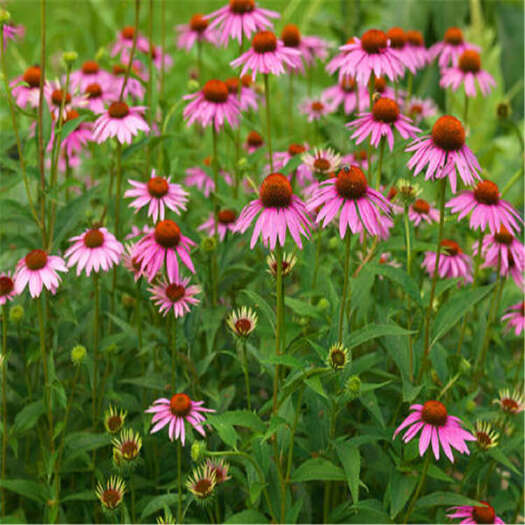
<box><xmin>338</xmin><ymin>233</ymin><xmax>352</xmax><ymax>343</ymax></box>
<box><xmin>114</xmin><ymin>140</ymin><xmax>123</xmax><ymax>239</ymax></box>
<box><xmin>197</xmin><ymin>39</ymin><xmax>202</xmax><ymax>79</ymax></box>
<box><xmin>312</xmin><ymin>230</ymin><xmax>322</xmax><ymax>289</ymax></box>
<box><xmin>171</xmin><ymin>317</ymin><xmax>177</xmax><ymax>389</ymax></box>
<box><xmin>375</xmin><ymin>138</ymin><xmax>385</xmax><ymax>189</ymax></box>
<box><xmin>92</xmin><ymin>274</ymin><xmax>100</xmax><ymax>429</ymax></box>
<box><xmin>405</xmin><ymin>72</ymin><xmax>413</xmax><ymax>112</ymax></box>
<box><xmin>1</xmin><ymin>305</ymin><xmax>7</xmax><ymax>517</ymax></box>
<box><xmin>272</xmin><ymin>245</ymin><xmax>283</xmax><ymax>414</ymax></box>
<box><xmin>463</xmin><ymin>92</ymin><xmax>469</xmax><ymax>128</ymax></box>
<box><xmin>264</xmin><ymin>74</ymin><xmax>273</xmax><ymax>172</ymax></box>
<box><xmin>119</xmin><ymin>0</ymin><xmax>140</xmax><ymax>101</ymax></box>
<box><xmin>288</xmin><ymin>72</ymin><xmax>294</xmax><ymax>135</ymax></box>
<box><xmin>501</xmin><ymin>166</ymin><xmax>523</xmax><ymax>197</ymax></box>
<box><xmin>403</xmin><ymin>205</ymin><xmax>414</xmax><ymax>380</ymax></box>
<box><xmin>285</xmin><ymin>386</ymin><xmax>304</xmax><ymax>483</ymax></box>
<box><xmin>146</xmin><ymin>0</ymin><xmax>154</xmax><ymax>175</ymax></box>
<box><xmin>403</xmin><ymin>453</ymin><xmax>431</xmax><ymax>523</ymax></box>
<box><xmin>239</xmin><ymin>340</ymin><xmax>251</xmax><ymax>410</ymax></box>
<box><xmin>177</xmin><ymin>440</ymin><xmax>182</xmax><ymax>524</ymax></box>
<box><xmin>211</xmin><ymin>126</ymin><xmax>219</xmax><ymax>306</ymax></box>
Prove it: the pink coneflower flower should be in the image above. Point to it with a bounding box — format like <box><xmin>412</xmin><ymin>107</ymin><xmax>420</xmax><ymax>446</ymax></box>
<box><xmin>142</xmin><ymin>43</ymin><xmax>173</xmax><ymax>72</ymax></box>
<box><xmin>44</xmin><ymin>81</ymin><xmax>85</xmax><ymax>120</ymax></box>
<box><xmin>225</xmin><ymin>75</ymin><xmax>259</xmax><ymax>112</ymax></box>
<box><xmin>405</xmin><ymin>30</ymin><xmax>429</xmax><ymax>71</ymax></box>
<box><xmin>176</xmin><ymin>13</ymin><xmax>217</xmax><ymax>51</ymax></box>
<box><xmin>92</xmin><ymin>101</ymin><xmax>149</xmax><ymax>144</ymax></box>
<box><xmin>422</xmin><ymin>239</ymin><xmax>473</xmax><ymax>283</ymax></box>
<box><xmin>307</xmin><ymin>166</ymin><xmax>391</xmax><ymax>238</ymax></box>
<box><xmin>183</xmin><ymin>79</ymin><xmax>240</xmax><ymax>131</ymax></box>
<box><xmin>447</xmin><ymin>502</ymin><xmax>504</xmax><ymax>524</ymax></box>
<box><xmin>235</xmin><ymin>172</ymin><xmax>311</xmax><ymax>249</ymax></box>
<box><xmin>386</xmin><ymin>27</ymin><xmax>417</xmax><ymax>73</ymax></box>
<box><xmin>122</xmin><ymin>243</ymin><xmax>143</xmax><ymax>281</ymax></box>
<box><xmin>198</xmin><ymin>209</ymin><xmax>238</xmax><ymax>241</ymax></box>
<box><xmin>393</xmin><ymin>400</ymin><xmax>476</xmax><ymax>462</ymax></box>
<box><xmin>124</xmin><ymin>170</ymin><xmax>189</xmax><ymax>222</ymax></box>
<box><xmin>446</xmin><ymin>180</ymin><xmax>523</xmax><ymax>234</ymax></box>
<box><xmin>2</xmin><ymin>23</ymin><xmax>24</xmax><ymax>49</ymax></box>
<box><xmin>341</xmin><ymin>150</ymin><xmax>371</xmax><ymax>172</ymax></box>
<box><xmin>409</xmin><ymin>198</ymin><xmax>440</xmax><ymax>226</ymax></box>
<box><xmin>477</xmin><ymin>226</ymin><xmax>525</xmax><ymax>278</ymax></box>
<box><xmin>133</xmin><ymin>220</ymin><xmax>195</xmax><ymax>282</ymax></box>
<box><xmin>111</xmin><ymin>63</ymin><xmax>146</xmax><ymax>99</ymax></box>
<box><xmin>327</xmin><ymin>29</ymin><xmax>405</xmax><ymax>84</ymax></box>
<box><xmin>125</xmin><ymin>225</ymin><xmax>153</xmax><ymax>241</ymax></box>
<box><xmin>440</xmin><ymin>50</ymin><xmax>495</xmax><ymax>98</ymax></box>
<box><xmin>184</xmin><ymin>159</ymin><xmax>232</xmax><ymax>197</ymax></box>
<box><xmin>302</xmin><ymin>147</ymin><xmax>341</xmax><ymax>176</ymax></box>
<box><xmin>370</xmin><ymin>76</ymin><xmax>401</xmax><ymax>103</ymax></box>
<box><xmin>148</xmin><ymin>277</ymin><xmax>201</xmax><ymax>318</ymax></box>
<box><xmin>244</xmin><ymin>130</ymin><xmax>264</xmax><ymax>153</ymax></box>
<box><xmin>205</xmin><ymin>0</ymin><xmax>279</xmax><ymax>47</ymax></box>
<box><xmin>14</xmin><ymin>249</ymin><xmax>67</xmax><ymax>298</ymax></box>
<box><xmin>298</xmin><ymin>97</ymin><xmax>332</xmax><ymax>122</ymax></box>
<box><xmin>49</xmin><ymin>110</ymin><xmax>92</xmax><ymax>158</ymax></box>
<box><xmin>301</xmin><ymin>35</ymin><xmax>331</xmax><ymax>64</ymax></box>
<box><xmin>429</xmin><ymin>27</ymin><xmax>480</xmax><ymax>68</ymax></box>
<box><xmin>406</xmin><ymin>96</ymin><xmax>437</xmax><ymax>124</ymax></box>
<box><xmin>69</xmin><ymin>60</ymin><xmax>112</xmax><ymax>92</ymax></box>
<box><xmin>111</xmin><ymin>26</ymin><xmax>149</xmax><ymax>58</ymax></box>
<box><xmin>0</xmin><ymin>273</ymin><xmax>17</xmax><ymax>305</ymax></box>
<box><xmin>502</xmin><ymin>302</ymin><xmax>525</xmax><ymax>336</ymax></box>
<box><xmin>493</xmin><ymin>388</ymin><xmax>524</xmax><ymax>415</ymax></box>
<box><xmin>406</xmin><ymin>115</ymin><xmax>481</xmax><ymax>193</ymax></box>
<box><xmin>280</xmin><ymin>24</ymin><xmax>327</xmax><ymax>70</ymax></box>
<box><xmin>270</xmin><ymin>143</ymin><xmax>313</xmax><ymax>187</ymax></box>
<box><xmin>347</xmin><ymin>97</ymin><xmax>420</xmax><ymax>151</ymax></box>
<box><xmin>206</xmin><ymin>458</ymin><xmax>231</xmax><ymax>484</ymax></box>
<box><xmin>9</xmin><ymin>65</ymin><xmax>42</xmax><ymax>108</ymax></box>
<box><xmin>65</xmin><ymin>227</ymin><xmax>123</xmax><ymax>276</ymax></box>
<box><xmin>145</xmin><ymin>393</ymin><xmax>215</xmax><ymax>445</ymax></box>
<box><xmin>230</xmin><ymin>30</ymin><xmax>302</xmax><ymax>80</ymax></box>
<box><xmin>322</xmin><ymin>77</ymin><xmax>369</xmax><ymax>115</ymax></box>
<box><xmin>83</xmin><ymin>81</ymin><xmax>116</xmax><ymax>114</ymax></box>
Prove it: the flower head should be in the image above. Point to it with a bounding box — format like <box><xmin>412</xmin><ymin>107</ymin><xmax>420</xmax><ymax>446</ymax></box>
<box><xmin>0</xmin><ymin>272</ymin><xmax>17</xmax><ymax>305</ymax></box>
<box><xmin>235</xmin><ymin>172</ymin><xmax>311</xmax><ymax>249</ymax></box>
<box><xmin>176</xmin><ymin>13</ymin><xmax>217</xmax><ymax>50</ymax></box>
<box><xmin>409</xmin><ymin>199</ymin><xmax>440</xmax><ymax>226</ymax></box>
<box><xmin>327</xmin><ymin>343</ymin><xmax>350</xmax><ymax>370</ymax></box>
<box><xmin>477</xmin><ymin>226</ymin><xmax>524</xmax><ymax>280</ymax></box>
<box><xmin>112</xmin><ymin>428</ymin><xmax>142</xmax><ymax>464</ymax></box>
<box><xmin>447</xmin><ymin>502</ymin><xmax>504</xmax><ymax>524</ymax></box>
<box><xmin>493</xmin><ymin>388</ymin><xmax>524</xmax><ymax>415</ymax></box>
<box><xmin>501</xmin><ymin>302</ymin><xmax>525</xmax><ymax>336</ymax></box>
<box><xmin>474</xmin><ymin>421</ymin><xmax>499</xmax><ymax>451</ymax></box>
<box><xmin>10</xmin><ymin>65</ymin><xmax>42</xmax><ymax>108</ymax></box>
<box><xmin>96</xmin><ymin>476</ymin><xmax>126</xmax><ymax>511</ymax></box>
<box><xmin>226</xmin><ymin>306</ymin><xmax>258</xmax><ymax>337</ymax></box>
<box><xmin>266</xmin><ymin>251</ymin><xmax>297</xmax><ymax>278</ymax></box>
<box><xmin>405</xmin><ymin>30</ymin><xmax>429</xmax><ymax>70</ymax></box>
<box><xmin>111</xmin><ymin>63</ymin><xmax>145</xmax><ymax>99</ymax></box>
<box><xmin>206</xmin><ymin>458</ymin><xmax>231</xmax><ymax>484</ymax></box>
<box><xmin>393</xmin><ymin>400</ymin><xmax>476</xmax><ymax>462</ymax></box>
<box><xmin>185</xmin><ymin>160</ymin><xmax>232</xmax><ymax>198</ymax></box>
<box><xmin>244</xmin><ymin>130</ymin><xmax>264</xmax><ymax>153</ymax></box>
<box><xmin>186</xmin><ymin>463</ymin><xmax>216</xmax><ymax>502</ymax></box>
<box><xmin>429</xmin><ymin>26</ymin><xmax>480</xmax><ymax>68</ymax></box>
<box><xmin>145</xmin><ymin>393</ymin><xmax>215</xmax><ymax>445</ymax></box>
<box><xmin>321</xmin><ymin>77</ymin><xmax>369</xmax><ymax>115</ymax></box>
<box><xmin>92</xmin><ymin>102</ymin><xmax>149</xmax><ymax>144</ymax></box>
<box><xmin>422</xmin><ymin>239</ymin><xmax>473</xmax><ymax>284</ymax></box>
<box><xmin>386</xmin><ymin>27</ymin><xmax>417</xmax><ymax>73</ymax></box>
<box><xmin>406</xmin><ymin>96</ymin><xmax>437</xmax><ymax>124</ymax></box>
<box><xmin>148</xmin><ymin>277</ymin><xmax>201</xmax><ymax>319</ymax></box>
<box><xmin>302</xmin><ymin>147</ymin><xmax>341</xmax><ymax>176</ymax></box>
<box><xmin>198</xmin><ymin>210</ymin><xmax>238</xmax><ymax>242</ymax></box>
<box><xmin>70</xmin><ymin>60</ymin><xmax>112</xmax><ymax>92</ymax></box>
<box><xmin>44</xmin><ymin>80</ymin><xmax>86</xmax><ymax>120</ymax></box>
<box><xmin>104</xmin><ymin>405</ymin><xmax>127</xmax><ymax>434</ymax></box>
<box><xmin>406</xmin><ymin>115</ymin><xmax>481</xmax><ymax>193</ymax></box>
<box><xmin>71</xmin><ymin>345</ymin><xmax>87</xmax><ymax>366</ymax></box>
<box><xmin>298</xmin><ymin>97</ymin><xmax>332</xmax><ymax>122</ymax></box>
<box><xmin>83</xmin><ymin>81</ymin><xmax>117</xmax><ymax>114</ymax></box>
<box><xmin>225</xmin><ymin>75</ymin><xmax>259</xmax><ymax>112</ymax></box>
<box><xmin>111</xmin><ymin>26</ymin><xmax>149</xmax><ymax>58</ymax></box>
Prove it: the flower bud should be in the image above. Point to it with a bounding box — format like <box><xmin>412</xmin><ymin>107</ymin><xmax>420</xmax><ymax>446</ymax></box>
<box><xmin>317</xmin><ymin>298</ymin><xmax>329</xmax><ymax>310</ymax></box>
<box><xmin>345</xmin><ymin>375</ymin><xmax>361</xmax><ymax>399</ymax></box>
<box><xmin>237</xmin><ymin>157</ymin><xmax>248</xmax><ymax>170</ymax></box>
<box><xmin>187</xmin><ymin>79</ymin><xmax>200</xmax><ymax>93</ymax></box>
<box><xmin>465</xmin><ymin>399</ymin><xmax>476</xmax><ymax>413</ymax></box>
<box><xmin>328</xmin><ymin>236</ymin><xmax>339</xmax><ymax>250</ymax></box>
<box><xmin>0</xmin><ymin>9</ymin><xmax>11</xmax><ymax>24</ymax></box>
<box><xmin>200</xmin><ymin>236</ymin><xmax>217</xmax><ymax>253</ymax></box>
<box><xmin>62</xmin><ymin>51</ymin><xmax>78</xmax><ymax>65</ymax></box>
<box><xmin>9</xmin><ymin>305</ymin><xmax>24</xmax><ymax>323</ymax></box>
<box><xmin>71</xmin><ymin>344</ymin><xmax>87</xmax><ymax>365</ymax></box>
<box><xmin>191</xmin><ymin>440</ymin><xmax>207</xmax><ymax>462</ymax></box>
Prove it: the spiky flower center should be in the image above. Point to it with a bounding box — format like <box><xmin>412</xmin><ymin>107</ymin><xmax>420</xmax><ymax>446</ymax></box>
<box><xmin>441</xmin><ymin>239</ymin><xmax>461</xmax><ymax>256</ymax></box>
<box><xmin>413</xmin><ymin>199</ymin><xmax>430</xmax><ymax>214</ymax></box>
<box><xmin>108</xmin><ymin>101</ymin><xmax>130</xmax><ymax>119</ymax></box>
<box><xmin>341</xmin><ymin>77</ymin><xmax>356</xmax><ymax>92</ymax></box>
<box><xmin>330</xmin><ymin>349</ymin><xmax>346</xmax><ymax>367</ymax></box>
<box><xmin>82</xmin><ymin>60</ymin><xmax>99</xmax><ymax>74</ymax></box>
<box><xmin>472</xmin><ymin>503</ymin><xmax>496</xmax><ymax>524</ymax></box>
<box><xmin>476</xmin><ymin>431</ymin><xmax>492</xmax><ymax>448</ymax></box>
<box><xmin>406</xmin><ymin>30</ymin><xmax>424</xmax><ymax>47</ymax></box>
<box><xmin>166</xmin><ymin>284</ymin><xmax>185</xmax><ymax>303</ymax></box>
<box><xmin>193</xmin><ymin>479</ymin><xmax>213</xmax><ymax>498</ymax></box>
<box><xmin>225</xmin><ymin>77</ymin><xmax>239</xmax><ymax>94</ymax></box>
<box><xmin>51</xmin><ymin>89</ymin><xmax>71</xmax><ymax>107</ymax></box>
<box><xmin>154</xmin><ymin>220</ymin><xmax>181</xmax><ymax>248</ymax></box>
<box><xmin>252</xmin><ymin>31</ymin><xmax>277</xmax><ymax>53</ymax></box>
<box><xmin>474</xmin><ymin>180</ymin><xmax>499</xmax><ymax>205</ymax></box>
<box><xmin>281</xmin><ymin>24</ymin><xmax>301</xmax><ymax>47</ymax></box>
<box><xmin>25</xmin><ymin>249</ymin><xmax>48</xmax><ymax>270</ymax></box>
<box><xmin>229</xmin><ymin>0</ymin><xmax>255</xmax><ymax>13</ymax></box>
<box><xmin>373</xmin><ymin>76</ymin><xmax>387</xmax><ymax>93</ymax></box>
<box><xmin>121</xmin><ymin>26</ymin><xmax>135</xmax><ymax>40</ymax></box>
<box><xmin>444</xmin><ymin>27</ymin><xmax>463</xmax><ymax>46</ymax></box>
<box><xmin>247</xmin><ymin>131</ymin><xmax>263</xmax><ymax>147</ymax></box>
<box><xmin>218</xmin><ymin>209</ymin><xmax>237</xmax><ymax>224</ymax></box>
<box><xmin>386</xmin><ymin>27</ymin><xmax>406</xmax><ymax>49</ymax></box>
<box><xmin>361</xmin><ymin>29</ymin><xmax>388</xmax><ymax>54</ymax></box>
<box><xmin>421</xmin><ymin>400</ymin><xmax>448</xmax><ymax>426</ymax></box>
<box><xmin>372</xmin><ymin>97</ymin><xmax>399</xmax><ymax>123</ymax></box>
<box><xmin>147</xmin><ymin>176</ymin><xmax>169</xmax><ymax>198</ymax></box>
<box><xmin>102</xmin><ymin>489</ymin><xmax>122</xmax><ymax>509</ymax></box>
<box><xmin>288</xmin><ymin>143</ymin><xmax>306</xmax><ymax>156</ymax></box>
<box><xmin>85</xmin><ymin>82</ymin><xmax>102</xmax><ymax>98</ymax></box>
<box><xmin>431</xmin><ymin>115</ymin><xmax>465</xmax><ymax>151</ymax></box>
<box><xmin>241</xmin><ymin>74</ymin><xmax>252</xmax><ymax>87</ymax></box>
<box><xmin>170</xmin><ymin>393</ymin><xmax>192</xmax><ymax>417</ymax></box>
<box><xmin>235</xmin><ymin>318</ymin><xmax>252</xmax><ymax>334</ymax></box>
<box><xmin>120</xmin><ymin>440</ymin><xmax>139</xmax><ymax>459</ymax></box>
<box><xmin>202</xmin><ymin>79</ymin><xmax>229</xmax><ymax>103</ymax></box>
<box><xmin>313</xmin><ymin>157</ymin><xmax>330</xmax><ymax>172</ymax></box>
<box><xmin>23</xmin><ymin>66</ymin><xmax>41</xmax><ymax>88</ymax></box>
<box><xmin>107</xmin><ymin>415</ymin><xmax>123</xmax><ymax>433</ymax></box>
<box><xmin>501</xmin><ymin>398</ymin><xmax>519</xmax><ymax>413</ymax></box>
<box><xmin>459</xmin><ymin>50</ymin><xmax>481</xmax><ymax>73</ymax></box>
<box><xmin>65</xmin><ymin>109</ymin><xmax>79</xmax><ymax>122</ymax></box>
<box><xmin>260</xmin><ymin>173</ymin><xmax>293</xmax><ymax>208</ymax></box>
<box><xmin>335</xmin><ymin>166</ymin><xmax>368</xmax><ymax>200</ymax></box>
<box><xmin>84</xmin><ymin>229</ymin><xmax>105</xmax><ymax>248</ymax></box>
<box><xmin>190</xmin><ymin>14</ymin><xmax>208</xmax><ymax>32</ymax></box>
<box><xmin>410</xmin><ymin>103</ymin><xmax>423</xmax><ymax>115</ymax></box>
<box><xmin>0</xmin><ymin>276</ymin><xmax>14</xmax><ymax>296</ymax></box>
<box><xmin>311</xmin><ymin>101</ymin><xmax>325</xmax><ymax>112</ymax></box>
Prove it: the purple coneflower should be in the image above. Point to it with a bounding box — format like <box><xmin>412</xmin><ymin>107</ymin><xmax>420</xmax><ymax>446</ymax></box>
<box><xmin>225</xmin><ymin>75</ymin><xmax>259</xmax><ymax>112</ymax></box>
<box><xmin>14</xmin><ymin>249</ymin><xmax>67</xmax><ymax>298</ymax></box>
<box><xmin>92</xmin><ymin>101</ymin><xmax>149</xmax><ymax>144</ymax></box>
<box><xmin>347</xmin><ymin>96</ymin><xmax>420</xmax><ymax>151</ymax></box>
<box><xmin>145</xmin><ymin>393</ymin><xmax>215</xmax><ymax>445</ymax></box>
<box><xmin>477</xmin><ymin>226</ymin><xmax>525</xmax><ymax>278</ymax></box>
<box><xmin>111</xmin><ymin>26</ymin><xmax>149</xmax><ymax>58</ymax></box>
<box><xmin>183</xmin><ymin>79</ymin><xmax>240</xmax><ymax>131</ymax></box>
<box><xmin>2</xmin><ymin>22</ymin><xmax>24</xmax><ymax>49</ymax></box>
<box><xmin>230</xmin><ymin>30</ymin><xmax>302</xmax><ymax>80</ymax></box>
<box><xmin>307</xmin><ymin>166</ymin><xmax>391</xmax><ymax>238</ymax></box>
<box><xmin>301</xmin><ymin>35</ymin><xmax>331</xmax><ymax>64</ymax></box>
<box><xmin>133</xmin><ymin>220</ymin><xmax>195</xmax><ymax>282</ymax></box>
<box><xmin>186</xmin><ymin>464</ymin><xmax>216</xmax><ymax>501</ymax></box>
<box><xmin>502</xmin><ymin>302</ymin><xmax>525</xmax><ymax>336</ymax></box>
<box><xmin>44</xmin><ymin>81</ymin><xmax>85</xmax><ymax>120</ymax></box>
<box><xmin>446</xmin><ymin>180</ymin><xmax>523</xmax><ymax>234</ymax></box>
<box><xmin>227</xmin><ymin>306</ymin><xmax>258</xmax><ymax>337</ymax></box>
<box><xmin>65</xmin><ymin>227</ymin><xmax>123</xmax><ymax>276</ymax></box>
<box><xmin>83</xmin><ymin>82</ymin><xmax>116</xmax><ymax>114</ymax></box>
<box><xmin>493</xmin><ymin>388</ymin><xmax>524</xmax><ymax>415</ymax></box>
<box><xmin>198</xmin><ymin>210</ymin><xmax>238</xmax><ymax>241</ymax></box>
<box><xmin>122</xmin><ymin>243</ymin><xmax>144</xmax><ymax>281</ymax></box>
<box><xmin>302</xmin><ymin>147</ymin><xmax>341</xmax><ymax>176</ymax></box>
<box><xmin>409</xmin><ymin>198</ymin><xmax>440</xmax><ymax>226</ymax></box>
<box><xmin>235</xmin><ymin>172</ymin><xmax>311</xmax><ymax>249</ymax></box>
<box><xmin>69</xmin><ymin>60</ymin><xmax>112</xmax><ymax>92</ymax></box>
<box><xmin>447</xmin><ymin>502</ymin><xmax>504</xmax><ymax>524</ymax></box>
<box><xmin>406</xmin><ymin>115</ymin><xmax>481</xmax><ymax>193</ymax></box>
<box><xmin>429</xmin><ymin>26</ymin><xmax>480</xmax><ymax>68</ymax></box>
<box><xmin>422</xmin><ymin>239</ymin><xmax>473</xmax><ymax>284</ymax></box>
<box><xmin>10</xmin><ymin>65</ymin><xmax>41</xmax><ymax>108</ymax></box>
<box><xmin>244</xmin><ymin>130</ymin><xmax>264</xmax><ymax>153</ymax></box>
<box><xmin>111</xmin><ymin>63</ymin><xmax>145</xmax><ymax>99</ymax></box>
<box><xmin>440</xmin><ymin>50</ymin><xmax>495</xmax><ymax>98</ymax></box>
<box><xmin>176</xmin><ymin>13</ymin><xmax>217</xmax><ymax>51</ymax></box>
<box><xmin>0</xmin><ymin>273</ymin><xmax>17</xmax><ymax>305</ymax></box>
<box><xmin>405</xmin><ymin>30</ymin><xmax>429</xmax><ymax>71</ymax></box>
<box><xmin>393</xmin><ymin>400</ymin><xmax>476</xmax><ymax>462</ymax></box>
<box><xmin>406</xmin><ymin>96</ymin><xmax>437</xmax><ymax>124</ymax></box>
<box><xmin>206</xmin><ymin>458</ymin><xmax>231</xmax><ymax>484</ymax></box>
<box><xmin>184</xmin><ymin>158</ymin><xmax>232</xmax><ymax>197</ymax></box>
<box><xmin>205</xmin><ymin>0</ymin><xmax>279</xmax><ymax>47</ymax></box>
<box><xmin>386</xmin><ymin>27</ymin><xmax>417</xmax><ymax>73</ymax></box>
<box><xmin>298</xmin><ymin>97</ymin><xmax>332</xmax><ymax>122</ymax></box>
<box><xmin>321</xmin><ymin>77</ymin><xmax>369</xmax><ymax>115</ymax></box>
<box><xmin>49</xmin><ymin>109</ymin><xmax>92</xmax><ymax>158</ymax></box>
<box><xmin>124</xmin><ymin>170</ymin><xmax>188</xmax><ymax>222</ymax></box>
<box><xmin>148</xmin><ymin>277</ymin><xmax>201</xmax><ymax>318</ymax></box>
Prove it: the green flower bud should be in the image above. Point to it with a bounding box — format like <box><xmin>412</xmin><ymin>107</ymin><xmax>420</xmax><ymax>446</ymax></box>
<box><xmin>0</xmin><ymin>354</ymin><xmax>6</xmax><ymax>368</ymax></box>
<box><xmin>0</xmin><ymin>9</ymin><xmax>11</xmax><ymax>24</ymax></box>
<box><xmin>62</xmin><ymin>51</ymin><xmax>78</xmax><ymax>65</ymax></box>
<box><xmin>191</xmin><ymin>441</ymin><xmax>207</xmax><ymax>462</ymax></box>
<box><xmin>200</xmin><ymin>236</ymin><xmax>217</xmax><ymax>253</ymax></box>
<box><xmin>317</xmin><ymin>298</ymin><xmax>329</xmax><ymax>310</ymax></box>
<box><xmin>465</xmin><ymin>399</ymin><xmax>476</xmax><ymax>413</ymax></box>
<box><xmin>237</xmin><ymin>157</ymin><xmax>248</xmax><ymax>170</ymax></box>
<box><xmin>95</xmin><ymin>47</ymin><xmax>107</xmax><ymax>61</ymax></box>
<box><xmin>9</xmin><ymin>305</ymin><xmax>24</xmax><ymax>323</ymax></box>
<box><xmin>71</xmin><ymin>345</ymin><xmax>87</xmax><ymax>365</ymax></box>
<box><xmin>187</xmin><ymin>79</ymin><xmax>200</xmax><ymax>93</ymax></box>
<box><xmin>328</xmin><ymin>236</ymin><xmax>339</xmax><ymax>250</ymax></box>
<box><xmin>345</xmin><ymin>375</ymin><xmax>361</xmax><ymax>399</ymax></box>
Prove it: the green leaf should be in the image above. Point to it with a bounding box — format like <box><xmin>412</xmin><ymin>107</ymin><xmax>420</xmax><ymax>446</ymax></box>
<box><xmin>0</xmin><ymin>479</ymin><xmax>50</xmax><ymax>504</ymax></box>
<box><xmin>12</xmin><ymin>400</ymin><xmax>45</xmax><ymax>435</ymax></box>
<box><xmin>304</xmin><ymin>374</ymin><xmax>328</xmax><ymax>399</ymax></box>
<box><xmin>368</xmin><ymin>263</ymin><xmax>422</xmax><ymax>307</ymax></box>
<box><xmin>427</xmin><ymin>465</ymin><xmax>454</xmax><ymax>483</ymax></box>
<box><xmin>431</xmin><ymin>284</ymin><xmax>495</xmax><ymax>346</ymax></box>
<box><xmin>360</xmin><ymin>391</ymin><xmax>385</xmax><ymax>428</ymax></box>
<box><xmin>346</xmin><ymin>324</ymin><xmax>414</xmax><ymax>351</ymax></box>
<box><xmin>262</xmin><ymin>416</ymin><xmax>288</xmax><ymax>442</ymax></box>
<box><xmin>241</xmin><ymin>289</ymin><xmax>275</xmax><ymax>331</ymax></box>
<box><xmin>225</xmin><ymin>510</ymin><xmax>269</xmax><ymax>524</ymax></box>
<box><xmin>292</xmin><ymin>458</ymin><xmax>345</xmax><ymax>482</ymax></box>
<box><xmin>488</xmin><ymin>447</ymin><xmax>520</xmax><ymax>475</ymax></box>
<box><xmin>389</xmin><ymin>470</ymin><xmax>417</xmax><ymax>518</ymax></box>
<box><xmin>284</xmin><ymin>297</ymin><xmax>322</xmax><ymax>319</ymax></box>
<box><xmin>261</xmin><ymin>354</ymin><xmax>304</xmax><ymax>369</ymax></box>
<box><xmin>140</xmin><ymin>494</ymin><xmax>179</xmax><ymax>520</ymax></box>
<box><xmin>120</xmin><ymin>374</ymin><xmax>167</xmax><ymax>391</ymax></box>
<box><xmin>60</xmin><ymin>115</ymin><xmax>89</xmax><ymax>142</ymax></box>
<box><xmin>206</xmin><ymin>416</ymin><xmax>238</xmax><ymax>448</ymax></box>
<box><xmin>61</xmin><ymin>490</ymin><xmax>97</xmax><ymax>502</ymax></box>
<box><xmin>218</xmin><ymin>410</ymin><xmax>266</xmax><ymax>433</ymax></box>
<box><xmin>335</xmin><ymin>441</ymin><xmax>360</xmax><ymax>503</ymax></box>
<box><xmin>415</xmin><ymin>491</ymin><xmax>481</xmax><ymax>508</ymax></box>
